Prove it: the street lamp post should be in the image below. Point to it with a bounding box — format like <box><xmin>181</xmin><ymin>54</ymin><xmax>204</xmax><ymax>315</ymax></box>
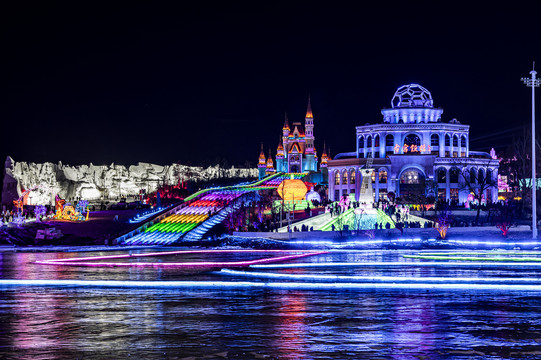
<box><xmin>522</xmin><ymin>63</ymin><xmax>541</xmax><ymax>239</ymax></box>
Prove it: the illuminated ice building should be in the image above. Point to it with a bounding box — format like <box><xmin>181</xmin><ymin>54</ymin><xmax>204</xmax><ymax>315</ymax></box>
<box><xmin>258</xmin><ymin>97</ymin><xmax>328</xmax><ymax>180</ymax></box>
<box><xmin>327</xmin><ymin>84</ymin><xmax>500</xmax><ymax>204</ymax></box>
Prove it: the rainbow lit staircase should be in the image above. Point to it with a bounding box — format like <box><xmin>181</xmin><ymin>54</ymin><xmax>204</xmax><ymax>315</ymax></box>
<box><xmin>117</xmin><ymin>173</ymin><xmax>306</xmax><ymax>245</ymax></box>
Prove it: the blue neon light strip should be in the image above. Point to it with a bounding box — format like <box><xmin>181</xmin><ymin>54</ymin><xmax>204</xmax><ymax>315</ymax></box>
<box><xmin>3</xmin><ymin>279</ymin><xmax>541</xmax><ymax>291</ymax></box>
<box><xmin>128</xmin><ymin>207</ymin><xmax>165</xmax><ymax>223</ymax></box>
<box><xmin>219</xmin><ymin>269</ymin><xmax>541</xmax><ymax>284</ymax></box>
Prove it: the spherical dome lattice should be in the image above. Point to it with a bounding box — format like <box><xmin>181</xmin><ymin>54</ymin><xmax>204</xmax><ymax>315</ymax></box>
<box><xmin>391</xmin><ymin>84</ymin><xmax>433</xmax><ymax>108</ymax></box>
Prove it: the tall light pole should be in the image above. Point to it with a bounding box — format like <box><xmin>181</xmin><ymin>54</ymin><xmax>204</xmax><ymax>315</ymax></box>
<box><xmin>522</xmin><ymin>62</ymin><xmax>540</xmax><ymax>239</ymax></box>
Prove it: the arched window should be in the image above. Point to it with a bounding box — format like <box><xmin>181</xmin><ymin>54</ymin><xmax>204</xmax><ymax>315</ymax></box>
<box><xmin>478</xmin><ymin>169</ymin><xmax>485</xmax><ymax>184</ymax></box>
<box><xmin>379</xmin><ymin>169</ymin><xmax>388</xmax><ymax>183</ymax></box>
<box><xmin>450</xmin><ymin>167</ymin><xmax>459</xmax><ymax>183</ymax></box>
<box><xmin>453</xmin><ymin>135</ymin><xmax>459</xmax><ymax>147</ymax></box>
<box><xmin>350</xmin><ymin>170</ymin><xmax>356</xmax><ymax>184</ymax></box>
<box><xmin>386</xmin><ymin>134</ymin><xmax>394</xmax><ymax>147</ymax></box>
<box><xmin>431</xmin><ymin>134</ymin><xmax>439</xmax><ymax>147</ymax></box>
<box><xmin>371</xmin><ymin>170</ymin><xmax>376</xmax><ymax>183</ymax></box>
<box><xmin>367</xmin><ymin>136</ymin><xmax>372</xmax><ymax>148</ymax></box>
<box><xmin>404</xmin><ymin>134</ymin><xmax>421</xmax><ymax>146</ymax></box>
<box><xmin>461</xmin><ymin>135</ymin><xmax>467</xmax><ymax>147</ymax></box>
<box><xmin>470</xmin><ymin>168</ymin><xmax>477</xmax><ymax>184</ymax></box>
<box><xmin>398</xmin><ymin>119</ymin><xmax>404</xmax><ymax>124</ymax></box>
<box><xmin>358</xmin><ymin>136</ymin><xmax>364</xmax><ymax>149</ymax></box>
<box><xmin>400</xmin><ymin>170</ymin><xmax>423</xmax><ymax>184</ymax></box>
<box><xmin>445</xmin><ymin>134</ymin><xmax>451</xmax><ymax>146</ymax></box>
<box><xmin>486</xmin><ymin>169</ymin><xmax>492</xmax><ymax>183</ymax></box>
<box><xmin>374</xmin><ymin>135</ymin><xmax>380</xmax><ymax>147</ymax></box>
<box><xmin>342</xmin><ymin>171</ymin><xmax>348</xmax><ymax>185</ymax></box>
<box><xmin>335</xmin><ymin>171</ymin><xmax>340</xmax><ymax>185</ymax></box>
<box><xmin>437</xmin><ymin>168</ymin><xmax>447</xmax><ymax>183</ymax></box>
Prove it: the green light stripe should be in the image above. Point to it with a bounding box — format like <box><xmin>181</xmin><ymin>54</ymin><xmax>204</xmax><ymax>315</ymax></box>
<box><xmin>403</xmin><ymin>255</ymin><xmax>541</xmax><ymax>262</ymax></box>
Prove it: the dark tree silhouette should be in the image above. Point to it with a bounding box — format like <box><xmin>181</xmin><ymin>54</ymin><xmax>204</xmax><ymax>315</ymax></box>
<box><xmin>460</xmin><ymin>166</ymin><xmax>497</xmax><ymax>225</ymax></box>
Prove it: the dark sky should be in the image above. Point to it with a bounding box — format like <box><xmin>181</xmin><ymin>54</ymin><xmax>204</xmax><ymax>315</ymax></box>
<box><xmin>2</xmin><ymin>2</ymin><xmax>540</xmax><ymax>167</ymax></box>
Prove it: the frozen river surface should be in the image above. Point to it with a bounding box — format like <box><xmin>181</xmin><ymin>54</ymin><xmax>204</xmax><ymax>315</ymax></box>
<box><xmin>2</xmin><ymin>248</ymin><xmax>541</xmax><ymax>359</ymax></box>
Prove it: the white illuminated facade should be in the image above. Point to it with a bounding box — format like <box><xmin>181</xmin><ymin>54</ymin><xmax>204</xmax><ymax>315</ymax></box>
<box><xmin>328</xmin><ymin>84</ymin><xmax>500</xmax><ymax>203</ymax></box>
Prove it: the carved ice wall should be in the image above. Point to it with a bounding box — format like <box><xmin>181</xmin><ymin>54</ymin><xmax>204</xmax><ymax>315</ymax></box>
<box><xmin>2</xmin><ymin>157</ymin><xmax>258</xmax><ymax>205</ymax></box>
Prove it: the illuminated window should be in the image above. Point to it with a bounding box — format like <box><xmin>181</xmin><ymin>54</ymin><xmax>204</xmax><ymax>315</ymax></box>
<box><xmin>450</xmin><ymin>188</ymin><xmax>459</xmax><ymax>201</ymax></box>
<box><xmin>386</xmin><ymin>134</ymin><xmax>394</xmax><ymax>147</ymax></box>
<box><xmin>350</xmin><ymin>171</ymin><xmax>356</xmax><ymax>184</ymax></box>
<box><xmin>431</xmin><ymin>134</ymin><xmax>439</xmax><ymax>147</ymax></box>
<box><xmin>379</xmin><ymin>169</ymin><xmax>388</xmax><ymax>183</ymax></box>
<box><xmin>371</xmin><ymin>170</ymin><xmax>376</xmax><ymax>183</ymax></box>
<box><xmin>453</xmin><ymin>151</ymin><xmax>458</xmax><ymax>158</ymax></box>
<box><xmin>461</xmin><ymin>152</ymin><xmax>465</xmax><ymax>157</ymax></box>
<box><xmin>335</xmin><ymin>171</ymin><xmax>340</xmax><ymax>185</ymax></box>
<box><xmin>438</xmin><ymin>189</ymin><xmax>446</xmax><ymax>201</ymax></box>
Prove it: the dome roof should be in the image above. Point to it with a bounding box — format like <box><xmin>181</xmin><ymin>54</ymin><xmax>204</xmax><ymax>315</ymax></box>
<box><xmin>391</xmin><ymin>84</ymin><xmax>433</xmax><ymax>108</ymax></box>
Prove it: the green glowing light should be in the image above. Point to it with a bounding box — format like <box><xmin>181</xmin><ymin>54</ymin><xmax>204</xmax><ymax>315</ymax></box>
<box><xmin>403</xmin><ymin>255</ymin><xmax>541</xmax><ymax>262</ymax></box>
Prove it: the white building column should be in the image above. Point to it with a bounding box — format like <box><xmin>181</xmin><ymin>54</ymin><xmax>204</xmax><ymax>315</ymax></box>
<box><xmin>329</xmin><ymin>170</ymin><xmax>335</xmax><ymax>201</ymax></box>
<box><xmin>375</xmin><ymin>169</ymin><xmax>380</xmax><ymax>202</ymax></box>
<box><xmin>355</xmin><ymin>167</ymin><xmax>361</xmax><ymax>202</ymax></box>
<box><xmin>439</xmin><ymin>131</ymin><xmax>445</xmax><ymax>157</ymax></box>
<box><xmin>380</xmin><ymin>132</ymin><xmax>385</xmax><ymax>157</ymax></box>
<box><xmin>445</xmin><ymin>167</ymin><xmax>451</xmax><ymax>201</ymax></box>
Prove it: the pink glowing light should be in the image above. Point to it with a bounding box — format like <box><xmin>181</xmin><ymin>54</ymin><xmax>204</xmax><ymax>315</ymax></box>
<box><xmin>35</xmin><ymin>250</ymin><xmax>327</xmax><ymax>268</ymax></box>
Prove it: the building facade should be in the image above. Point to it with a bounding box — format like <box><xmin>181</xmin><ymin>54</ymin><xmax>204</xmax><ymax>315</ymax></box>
<box><xmin>328</xmin><ymin>84</ymin><xmax>500</xmax><ymax>203</ymax></box>
<box><xmin>258</xmin><ymin>97</ymin><xmax>324</xmax><ymax>179</ymax></box>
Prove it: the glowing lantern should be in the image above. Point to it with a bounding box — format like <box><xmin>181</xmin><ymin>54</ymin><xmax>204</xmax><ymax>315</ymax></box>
<box><xmin>277</xmin><ymin>180</ymin><xmax>308</xmax><ymax>201</ymax></box>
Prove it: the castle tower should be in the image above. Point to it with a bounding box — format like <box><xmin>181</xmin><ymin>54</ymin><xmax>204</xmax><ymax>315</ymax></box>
<box><xmin>276</xmin><ymin>137</ymin><xmax>285</xmax><ymax>172</ymax></box>
<box><xmin>258</xmin><ymin>143</ymin><xmax>267</xmax><ymax>179</ymax></box>
<box><xmin>265</xmin><ymin>149</ymin><xmax>276</xmax><ymax>175</ymax></box>
<box><xmin>282</xmin><ymin>112</ymin><xmax>290</xmax><ymax>142</ymax></box>
<box><xmin>320</xmin><ymin>143</ymin><xmax>328</xmax><ymax>168</ymax></box>
<box><xmin>304</xmin><ymin>95</ymin><xmax>316</xmax><ymax>171</ymax></box>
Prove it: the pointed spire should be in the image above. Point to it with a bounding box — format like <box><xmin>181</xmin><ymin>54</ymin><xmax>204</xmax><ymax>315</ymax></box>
<box><xmin>258</xmin><ymin>142</ymin><xmax>266</xmax><ymax>167</ymax></box>
<box><xmin>305</xmin><ymin>94</ymin><xmax>313</xmax><ymax>119</ymax></box>
<box><xmin>266</xmin><ymin>148</ymin><xmax>275</xmax><ymax>173</ymax></box>
<box><xmin>321</xmin><ymin>141</ymin><xmax>328</xmax><ymax>167</ymax></box>
<box><xmin>276</xmin><ymin>136</ymin><xmax>284</xmax><ymax>159</ymax></box>
<box><xmin>282</xmin><ymin>112</ymin><xmax>290</xmax><ymax>130</ymax></box>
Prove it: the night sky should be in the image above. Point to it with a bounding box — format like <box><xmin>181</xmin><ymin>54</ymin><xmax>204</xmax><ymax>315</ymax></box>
<box><xmin>2</xmin><ymin>3</ymin><xmax>540</xmax><ymax>168</ymax></box>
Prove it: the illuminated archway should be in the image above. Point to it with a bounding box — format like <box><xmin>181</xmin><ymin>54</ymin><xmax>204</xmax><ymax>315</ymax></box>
<box><xmin>399</xmin><ymin>168</ymin><xmax>426</xmax><ymax>200</ymax></box>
